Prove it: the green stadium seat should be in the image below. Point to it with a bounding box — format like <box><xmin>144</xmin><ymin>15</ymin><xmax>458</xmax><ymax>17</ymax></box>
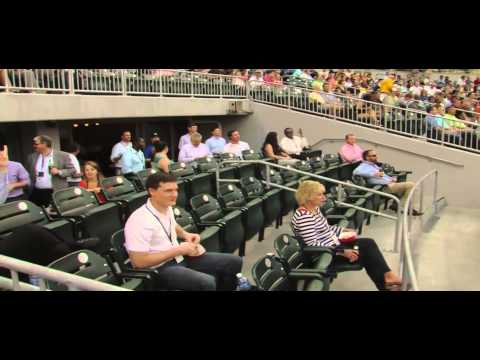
<box><xmin>47</xmin><ymin>249</ymin><xmax>151</xmax><ymax>291</ymax></box>
<box><xmin>251</xmin><ymin>253</ymin><xmax>329</xmax><ymax>291</ymax></box>
<box><xmin>190</xmin><ymin>194</ymin><xmax>245</xmax><ymax>254</ymax></box>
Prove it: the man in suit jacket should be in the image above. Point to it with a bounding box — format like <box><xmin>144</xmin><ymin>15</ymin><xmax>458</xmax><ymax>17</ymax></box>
<box><xmin>27</xmin><ymin>135</ymin><xmax>76</xmax><ymax>208</ymax></box>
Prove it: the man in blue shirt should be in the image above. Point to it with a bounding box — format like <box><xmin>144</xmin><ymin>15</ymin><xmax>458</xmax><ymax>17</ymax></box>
<box><xmin>205</xmin><ymin>128</ymin><xmax>226</xmax><ymax>154</ymax></box>
<box><xmin>353</xmin><ymin>150</ymin><xmax>422</xmax><ymax>216</ymax></box>
<box><xmin>144</xmin><ymin>133</ymin><xmax>160</xmax><ymax>162</ymax></box>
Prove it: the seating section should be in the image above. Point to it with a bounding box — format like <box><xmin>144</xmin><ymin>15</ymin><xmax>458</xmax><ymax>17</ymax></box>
<box><xmin>0</xmin><ymin>147</ymin><xmax>407</xmax><ymax>291</ymax></box>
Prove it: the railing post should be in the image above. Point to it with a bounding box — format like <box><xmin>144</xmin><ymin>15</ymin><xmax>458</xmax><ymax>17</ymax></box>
<box><xmin>337</xmin><ymin>184</ymin><xmax>343</xmax><ymax>202</ymax></box>
<box><xmin>219</xmin><ymin>77</ymin><xmax>223</xmax><ymax>98</ymax></box>
<box><xmin>191</xmin><ymin>74</ymin><xmax>194</xmax><ymax>98</ymax></box>
<box><xmin>3</xmin><ymin>69</ymin><xmax>9</xmax><ymax>93</ymax></box>
<box><xmin>287</xmin><ymin>86</ymin><xmax>291</xmax><ymax>109</ymax></box>
<box><xmin>10</xmin><ymin>270</ymin><xmax>20</xmax><ymax>291</ymax></box>
<box><xmin>433</xmin><ymin>170</ymin><xmax>438</xmax><ymax>215</ymax></box>
<box><xmin>216</xmin><ymin>161</ymin><xmax>220</xmax><ymax>195</ymax></box>
<box><xmin>394</xmin><ymin>199</ymin><xmax>402</xmax><ymax>253</ymax></box>
<box><xmin>121</xmin><ymin>69</ymin><xmax>127</xmax><ymax>96</ymax></box>
<box><xmin>159</xmin><ymin>72</ymin><xmax>163</xmax><ymax>97</ymax></box>
<box><xmin>68</xmin><ymin>69</ymin><xmax>75</xmax><ymax>95</ymax></box>
<box><xmin>265</xmin><ymin>164</ymin><xmax>271</xmax><ymax>189</ymax></box>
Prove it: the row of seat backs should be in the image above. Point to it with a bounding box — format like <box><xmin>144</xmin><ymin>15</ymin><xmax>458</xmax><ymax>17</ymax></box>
<box><xmin>0</xmin><ymin>201</ymin><xmax>74</xmax><ymax>242</ymax></box>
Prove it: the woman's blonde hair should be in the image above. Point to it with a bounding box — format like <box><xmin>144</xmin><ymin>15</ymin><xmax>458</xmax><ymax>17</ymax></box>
<box><xmin>295</xmin><ymin>180</ymin><xmax>325</xmax><ymax>206</ymax></box>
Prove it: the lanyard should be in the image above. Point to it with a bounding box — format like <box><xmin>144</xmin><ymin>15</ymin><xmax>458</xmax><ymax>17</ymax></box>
<box><xmin>145</xmin><ymin>205</ymin><xmax>174</xmax><ymax>244</ymax></box>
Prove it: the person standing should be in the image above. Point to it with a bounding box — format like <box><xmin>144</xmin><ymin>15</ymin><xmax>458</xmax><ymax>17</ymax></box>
<box><xmin>122</xmin><ymin>138</ymin><xmax>146</xmax><ymax>175</ymax></box>
<box><xmin>65</xmin><ymin>143</ymin><xmax>82</xmax><ymax>187</ymax></box>
<box><xmin>178</xmin><ymin>123</ymin><xmax>198</xmax><ymax>152</ymax></box>
<box><xmin>0</xmin><ymin>145</ymin><xmax>30</xmax><ymax>203</ymax></box>
<box><xmin>152</xmin><ymin>142</ymin><xmax>172</xmax><ymax>174</ymax></box>
<box><xmin>110</xmin><ymin>131</ymin><xmax>133</xmax><ymax>175</ymax></box>
<box><xmin>205</xmin><ymin>128</ymin><xmax>227</xmax><ymax>154</ymax></box>
<box><xmin>144</xmin><ymin>133</ymin><xmax>161</xmax><ymax>165</ymax></box>
<box><xmin>27</xmin><ymin>135</ymin><xmax>76</xmax><ymax>208</ymax></box>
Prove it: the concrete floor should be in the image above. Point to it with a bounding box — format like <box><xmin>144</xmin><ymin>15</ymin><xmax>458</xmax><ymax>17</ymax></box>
<box><xmin>240</xmin><ymin>203</ymin><xmax>480</xmax><ymax>291</ymax></box>
<box><xmin>415</xmin><ymin>206</ymin><xmax>480</xmax><ymax>291</ymax></box>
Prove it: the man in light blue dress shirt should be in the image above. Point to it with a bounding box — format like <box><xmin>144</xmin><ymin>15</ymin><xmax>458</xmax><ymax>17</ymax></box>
<box><xmin>205</xmin><ymin>128</ymin><xmax>226</xmax><ymax>154</ymax></box>
<box><xmin>353</xmin><ymin>149</ymin><xmax>422</xmax><ymax>216</ymax></box>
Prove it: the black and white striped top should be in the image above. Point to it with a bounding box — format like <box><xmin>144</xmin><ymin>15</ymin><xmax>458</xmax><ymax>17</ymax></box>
<box><xmin>291</xmin><ymin>207</ymin><xmax>343</xmax><ymax>247</ymax></box>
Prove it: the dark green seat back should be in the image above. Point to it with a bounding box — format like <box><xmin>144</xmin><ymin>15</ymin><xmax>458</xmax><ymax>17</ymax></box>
<box><xmin>0</xmin><ymin>201</ymin><xmax>48</xmax><ymax>237</ymax></box>
<box><xmin>251</xmin><ymin>254</ymin><xmax>290</xmax><ymax>291</ymax></box>
<box><xmin>52</xmin><ymin>187</ymin><xmax>98</xmax><ymax>216</ymax></box>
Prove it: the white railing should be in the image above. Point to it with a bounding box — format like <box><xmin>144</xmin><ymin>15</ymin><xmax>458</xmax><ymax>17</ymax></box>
<box><xmin>0</xmin><ymin>69</ymin><xmax>247</xmax><ymax>98</ymax></box>
<box><xmin>248</xmin><ymin>80</ymin><xmax>480</xmax><ymax>154</ymax></box>
<box><xmin>217</xmin><ymin>159</ymin><xmax>403</xmax><ymax>253</ymax></box>
<box><xmin>399</xmin><ymin>170</ymin><xmax>444</xmax><ymax>291</ymax></box>
<box><xmin>0</xmin><ymin>254</ymin><xmax>130</xmax><ymax>291</ymax></box>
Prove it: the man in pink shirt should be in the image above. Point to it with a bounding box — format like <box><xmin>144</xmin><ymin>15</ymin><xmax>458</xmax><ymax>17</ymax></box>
<box><xmin>339</xmin><ymin>134</ymin><xmax>364</xmax><ymax>163</ymax></box>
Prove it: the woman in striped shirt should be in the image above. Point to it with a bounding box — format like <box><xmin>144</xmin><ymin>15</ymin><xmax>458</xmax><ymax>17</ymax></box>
<box><xmin>291</xmin><ymin>180</ymin><xmax>402</xmax><ymax>291</ymax></box>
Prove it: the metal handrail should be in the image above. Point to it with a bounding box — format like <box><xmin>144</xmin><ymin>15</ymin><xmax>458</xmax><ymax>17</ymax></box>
<box><xmin>248</xmin><ymin>80</ymin><xmax>480</xmax><ymax>154</ymax></box>
<box><xmin>0</xmin><ymin>254</ymin><xmax>130</xmax><ymax>291</ymax></box>
<box><xmin>310</xmin><ymin>138</ymin><xmax>465</xmax><ymax>167</ymax></box>
<box><xmin>0</xmin><ymin>69</ymin><xmax>248</xmax><ymax>98</ymax></box>
<box><xmin>399</xmin><ymin>169</ymin><xmax>440</xmax><ymax>291</ymax></box>
<box><xmin>216</xmin><ymin>159</ymin><xmax>403</xmax><ymax>252</ymax></box>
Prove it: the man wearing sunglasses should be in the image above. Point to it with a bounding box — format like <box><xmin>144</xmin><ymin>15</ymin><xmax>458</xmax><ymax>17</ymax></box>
<box><xmin>353</xmin><ymin>150</ymin><xmax>422</xmax><ymax>216</ymax></box>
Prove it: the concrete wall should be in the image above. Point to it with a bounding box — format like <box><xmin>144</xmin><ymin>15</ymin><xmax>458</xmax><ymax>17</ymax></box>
<box><xmin>222</xmin><ymin>102</ymin><xmax>480</xmax><ymax>209</ymax></box>
<box><xmin>0</xmin><ymin>94</ymin><xmax>249</xmax><ymax>122</ymax></box>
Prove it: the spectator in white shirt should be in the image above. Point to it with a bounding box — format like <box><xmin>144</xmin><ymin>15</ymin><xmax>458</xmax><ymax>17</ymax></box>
<box><xmin>178</xmin><ymin>123</ymin><xmax>198</xmax><ymax>152</ymax></box>
<box><xmin>111</xmin><ymin>131</ymin><xmax>132</xmax><ymax>175</ymax></box>
<box><xmin>279</xmin><ymin>128</ymin><xmax>304</xmax><ymax>158</ymax></box>
<box><xmin>178</xmin><ymin>132</ymin><xmax>211</xmax><ymax>163</ymax></box>
<box><xmin>249</xmin><ymin>70</ymin><xmax>264</xmax><ymax>88</ymax></box>
<box><xmin>64</xmin><ymin>143</ymin><xmax>82</xmax><ymax>187</ymax></box>
<box><xmin>124</xmin><ymin>171</ymin><xmax>242</xmax><ymax>290</ymax></box>
<box><xmin>223</xmin><ymin>130</ymin><xmax>250</xmax><ymax>158</ymax></box>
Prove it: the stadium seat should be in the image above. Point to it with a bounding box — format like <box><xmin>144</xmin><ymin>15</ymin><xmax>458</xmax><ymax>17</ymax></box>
<box><xmin>190</xmin><ymin>194</ymin><xmax>245</xmax><ymax>254</ymax></box>
<box><xmin>274</xmin><ymin>233</ymin><xmax>333</xmax><ymax>275</ymax></box>
<box><xmin>172</xmin><ymin>206</ymin><xmax>222</xmax><ymax>252</ymax></box>
<box><xmin>320</xmin><ymin>195</ymin><xmax>357</xmax><ymax>230</ymax></box>
<box><xmin>129</xmin><ymin>168</ymin><xmax>158</xmax><ymax>191</ymax></box>
<box><xmin>293</xmin><ymin>160</ymin><xmax>313</xmax><ymax>181</ymax></box>
<box><xmin>176</xmin><ymin>178</ymin><xmax>190</xmax><ymax>210</ymax></box>
<box><xmin>251</xmin><ymin>253</ymin><xmax>329</xmax><ymax>291</ymax></box>
<box><xmin>46</xmin><ymin>249</ymin><xmax>152</xmax><ymax>291</ymax></box>
<box><xmin>0</xmin><ymin>200</ymin><xmax>76</xmax><ymax>245</ymax></box>
<box><xmin>309</xmin><ymin>156</ymin><xmax>328</xmax><ymax>175</ymax></box>
<box><xmin>260</xmin><ymin>168</ymin><xmax>297</xmax><ymax>217</ymax></box>
<box><xmin>217</xmin><ymin>183</ymin><xmax>265</xmax><ymax>247</ymax></box>
<box><xmin>352</xmin><ymin>175</ymin><xmax>385</xmax><ymax>213</ymax></box>
<box><xmin>239</xmin><ymin>176</ymin><xmax>282</xmax><ymax>229</ymax></box>
<box><xmin>52</xmin><ymin>187</ymin><xmax>124</xmax><ymax>254</ymax></box>
<box><xmin>294</xmin><ymin>234</ymin><xmax>363</xmax><ymax>274</ymax></box>
<box><xmin>101</xmin><ymin>176</ymin><xmax>148</xmax><ymax>219</ymax></box>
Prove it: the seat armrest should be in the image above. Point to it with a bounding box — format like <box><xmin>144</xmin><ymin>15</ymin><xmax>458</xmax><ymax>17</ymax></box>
<box><xmin>198</xmin><ymin>221</ymin><xmax>226</xmax><ymax>228</ymax></box>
